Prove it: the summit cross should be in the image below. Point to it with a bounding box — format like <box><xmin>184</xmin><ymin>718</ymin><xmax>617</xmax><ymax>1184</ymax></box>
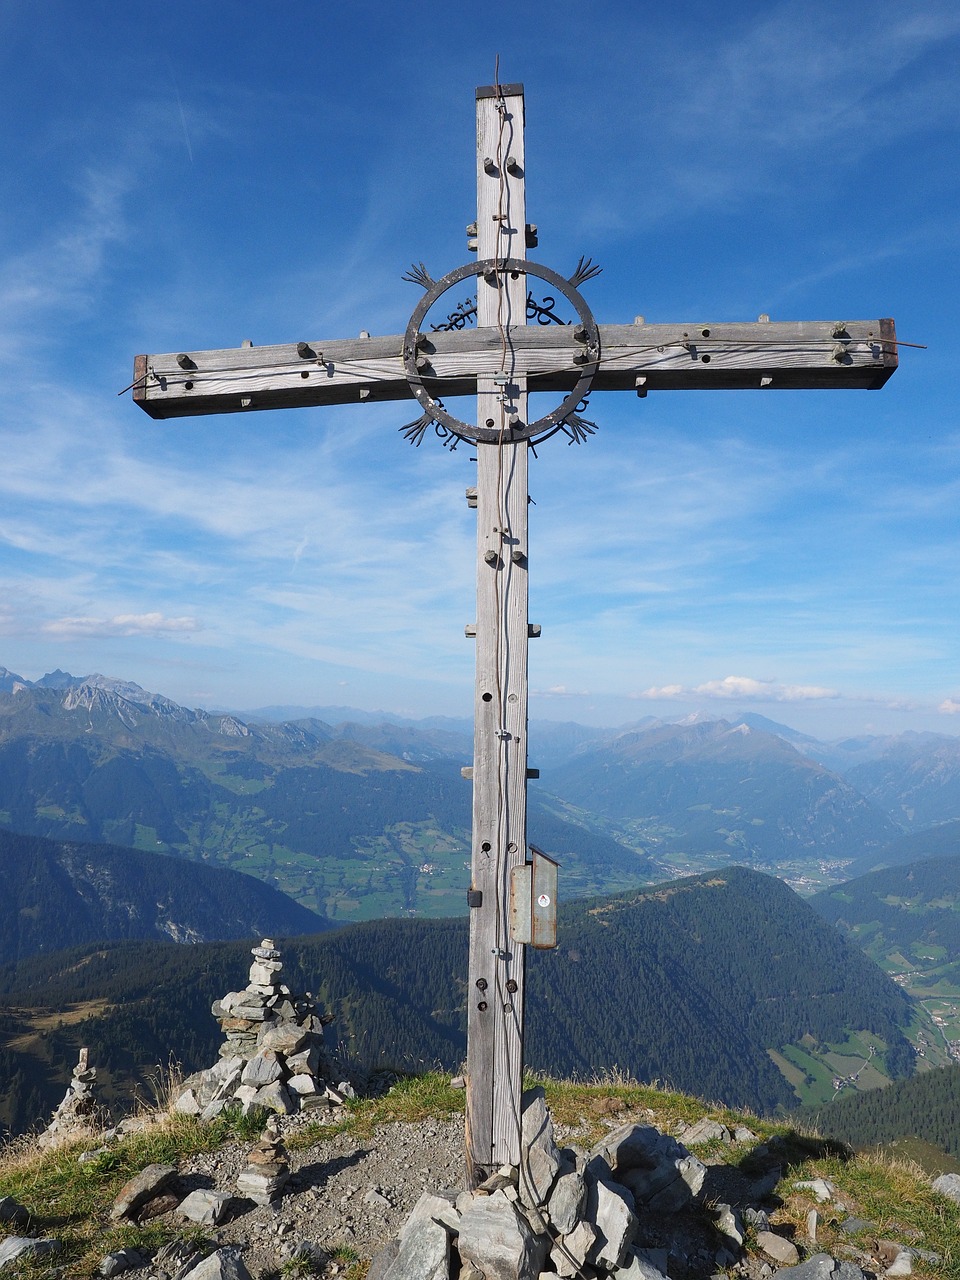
<box><xmin>132</xmin><ymin>81</ymin><xmax>898</xmax><ymax>1189</ymax></box>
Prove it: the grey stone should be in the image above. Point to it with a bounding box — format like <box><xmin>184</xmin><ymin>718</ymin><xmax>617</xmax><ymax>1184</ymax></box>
<box><xmin>806</xmin><ymin>1209</ymin><xmax>818</xmax><ymax>1243</ymax></box>
<box><xmin>745</xmin><ymin>1207</ymin><xmax>771</xmax><ymax>1232</ymax></box>
<box><xmin>636</xmin><ymin>1250</ymin><xmax>669</xmax><ymax>1275</ymax></box>
<box><xmin>756</xmin><ymin>1232</ymin><xmax>800</xmax><ymax>1266</ymax></box>
<box><xmin>795</xmin><ymin>1179</ymin><xmax>834</xmax><ymax>1202</ymax></box>
<box><xmin>840</xmin><ymin>1218</ymin><xmax>877</xmax><ymax>1236</ymax></box>
<box><xmin>905</xmin><ymin>1248</ymin><xmax>941</xmax><ymax>1265</ymax></box>
<box><xmin>933</xmin><ymin>1173</ymin><xmax>960</xmax><ymax>1204</ymax></box>
<box><xmin>752</xmin><ymin>1166</ymin><xmax>784</xmax><ymax>1200</ymax></box>
<box><xmin>109</xmin><ymin>1163</ymin><xmax>177</xmax><ymax>1221</ymax></box>
<box><xmin>240</xmin><ymin>1051</ymin><xmax>282</xmax><ymax>1087</ymax></box>
<box><xmin>734</xmin><ymin>1126</ymin><xmax>758</xmax><ymax>1142</ymax></box>
<box><xmin>773</xmin><ymin>1256</ymin><xmax>858</xmax><ymax>1280</ymax></box>
<box><xmin>218</xmin><ymin>990</ymin><xmax>246</xmax><ymax>1012</ymax></box>
<box><xmin>681</xmin><ymin>1118</ymin><xmax>730</xmax><ymax>1145</ymax></box>
<box><xmin>520</xmin><ymin>1086</ymin><xmax>562</xmax><ymax>1208</ymax></box>
<box><xmin>287</xmin><ymin>1073</ymin><xmax>319</xmax><ymax>1096</ymax></box>
<box><xmin>587</xmin><ymin>1175</ymin><xmax>638</xmax><ymax>1271</ymax></box>
<box><xmin>179</xmin><ymin>1248</ymin><xmax>254</xmax><ymax>1280</ymax></box>
<box><xmin>552</xmin><ymin>1222</ymin><xmax>597</xmax><ymax>1276</ymax></box>
<box><xmin>235</xmin><ymin>1166</ymin><xmax>287</xmax><ymax>1203</ymax></box>
<box><xmin>252</xmin><ymin>1080</ymin><xmax>295</xmax><ymax>1114</ymax></box>
<box><xmin>616</xmin><ymin>1249</ymin><xmax>670</xmax><ymax>1280</ymax></box>
<box><xmin>548</xmin><ymin>1166</ymin><xmax>586</xmax><ymax>1236</ymax></box>
<box><xmin>248</xmin><ymin>961</ymin><xmax>281</xmax><ymax>986</ymax></box>
<box><xmin>0</xmin><ymin>1236</ymin><xmax>59</xmax><ymax>1268</ymax></box>
<box><xmin>714</xmin><ymin>1202</ymin><xmax>744</xmax><ymax>1248</ymax></box>
<box><xmin>0</xmin><ymin>1197</ymin><xmax>28</xmax><ymax>1228</ymax></box>
<box><xmin>590</xmin><ymin>1123</ymin><xmax>660</xmax><ymax>1174</ymax></box>
<box><xmin>365</xmin><ymin>1188</ymin><xmax>393</xmax><ymax>1209</ymax></box>
<box><xmin>285</xmin><ymin>1043</ymin><xmax>323</xmax><ymax>1077</ymax></box>
<box><xmin>178</xmin><ymin>1188</ymin><xmax>233</xmax><ymax>1225</ymax></box>
<box><xmin>592</xmin><ymin>1124</ymin><xmax>705</xmax><ymax>1211</ymax></box>
<box><xmin>383</xmin><ymin>1191</ymin><xmax>458</xmax><ymax>1280</ymax></box>
<box><xmin>367</xmin><ymin>1239</ymin><xmax>400</xmax><ymax>1280</ymax></box>
<box><xmin>885</xmin><ymin>1253</ymin><xmax>912</xmax><ymax>1277</ymax></box>
<box><xmin>173</xmin><ymin>1088</ymin><xmax>202</xmax><ymax>1116</ymax></box>
<box><xmin>230</xmin><ymin>1005</ymin><xmax>270</xmax><ymax>1021</ymax></box>
<box><xmin>98</xmin><ymin>1249</ymin><xmax>147</xmax><ymax>1277</ymax></box>
<box><xmin>458</xmin><ymin>1190</ymin><xmax>547</xmax><ymax>1280</ymax></box>
<box><xmin>257</xmin><ymin>1022</ymin><xmax>309</xmax><ymax>1055</ymax></box>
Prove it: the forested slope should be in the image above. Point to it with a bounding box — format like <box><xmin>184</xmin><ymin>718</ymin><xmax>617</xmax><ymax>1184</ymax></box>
<box><xmin>811</xmin><ymin>851</ymin><xmax>960</xmax><ymax>992</ymax></box>
<box><xmin>797</xmin><ymin>1063</ymin><xmax>960</xmax><ymax>1160</ymax></box>
<box><xmin>0</xmin><ymin>827</ymin><xmax>329</xmax><ymax>964</ymax></box>
<box><xmin>0</xmin><ymin>868</ymin><xmax>921</xmax><ymax>1133</ymax></box>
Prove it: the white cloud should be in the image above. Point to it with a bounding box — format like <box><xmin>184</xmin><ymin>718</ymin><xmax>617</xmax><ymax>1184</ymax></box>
<box><xmin>939</xmin><ymin>699</ymin><xmax>960</xmax><ymax>715</ymax></box>
<box><xmin>634</xmin><ymin>675</ymin><xmax>840</xmax><ymax>703</ymax></box>
<box><xmin>531</xmin><ymin>685</ymin><xmax>590</xmax><ymax>699</ymax></box>
<box><xmin>43</xmin><ymin>613</ymin><xmax>199</xmax><ymax>638</ymax></box>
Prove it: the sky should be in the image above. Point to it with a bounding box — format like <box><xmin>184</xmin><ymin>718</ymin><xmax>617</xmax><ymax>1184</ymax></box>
<box><xmin>1</xmin><ymin>1</ymin><xmax>959</xmax><ymax>739</ymax></box>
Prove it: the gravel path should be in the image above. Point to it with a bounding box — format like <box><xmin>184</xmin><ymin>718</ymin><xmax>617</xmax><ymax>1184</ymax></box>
<box><xmin>126</xmin><ymin>1113</ymin><xmax>467</xmax><ymax>1278</ymax></box>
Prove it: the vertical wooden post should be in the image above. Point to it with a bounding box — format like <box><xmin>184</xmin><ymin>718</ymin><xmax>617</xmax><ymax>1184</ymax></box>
<box><xmin>465</xmin><ymin>82</ymin><xmax>530</xmax><ymax>1187</ymax></box>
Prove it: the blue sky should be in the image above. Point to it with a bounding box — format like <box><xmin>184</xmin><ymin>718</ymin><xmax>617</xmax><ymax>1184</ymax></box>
<box><xmin>1</xmin><ymin>1</ymin><xmax>958</xmax><ymax>738</ymax></box>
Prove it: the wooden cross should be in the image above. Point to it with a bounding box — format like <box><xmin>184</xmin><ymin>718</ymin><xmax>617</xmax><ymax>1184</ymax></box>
<box><xmin>132</xmin><ymin>82</ymin><xmax>897</xmax><ymax>1188</ymax></box>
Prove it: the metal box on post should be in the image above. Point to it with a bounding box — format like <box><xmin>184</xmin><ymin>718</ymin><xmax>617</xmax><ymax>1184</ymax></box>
<box><xmin>510</xmin><ymin>845</ymin><xmax>559</xmax><ymax>949</ymax></box>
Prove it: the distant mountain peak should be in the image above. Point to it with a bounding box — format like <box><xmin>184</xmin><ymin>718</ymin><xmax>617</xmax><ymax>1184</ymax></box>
<box><xmin>217</xmin><ymin>715</ymin><xmax>251</xmax><ymax>738</ymax></box>
<box><xmin>33</xmin><ymin>668</ymin><xmax>80</xmax><ymax>689</ymax></box>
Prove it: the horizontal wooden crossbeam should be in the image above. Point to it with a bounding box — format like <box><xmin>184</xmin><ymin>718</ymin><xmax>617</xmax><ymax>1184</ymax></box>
<box><xmin>133</xmin><ymin>318</ymin><xmax>897</xmax><ymax>419</ymax></box>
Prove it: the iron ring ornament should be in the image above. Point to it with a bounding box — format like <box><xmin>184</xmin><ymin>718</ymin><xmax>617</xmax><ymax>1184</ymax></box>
<box><xmin>401</xmin><ymin>259</ymin><xmax>601</xmax><ymax>446</ymax></box>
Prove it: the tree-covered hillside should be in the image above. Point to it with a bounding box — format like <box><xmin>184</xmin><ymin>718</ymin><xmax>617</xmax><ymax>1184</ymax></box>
<box><xmin>0</xmin><ymin>868</ymin><xmax>922</xmax><ymax>1134</ymax></box>
<box><xmin>797</xmin><ymin>1063</ymin><xmax>960</xmax><ymax>1161</ymax></box>
<box><xmin>0</xmin><ymin>827</ymin><xmax>329</xmax><ymax>964</ymax></box>
<box><xmin>810</xmin><ymin>851</ymin><xmax>960</xmax><ymax>1048</ymax></box>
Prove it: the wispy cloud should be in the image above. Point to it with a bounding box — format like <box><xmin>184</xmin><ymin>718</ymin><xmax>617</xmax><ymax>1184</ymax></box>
<box><xmin>634</xmin><ymin>676</ymin><xmax>840</xmax><ymax>704</ymax></box>
<box><xmin>43</xmin><ymin>613</ymin><xmax>200</xmax><ymax>638</ymax></box>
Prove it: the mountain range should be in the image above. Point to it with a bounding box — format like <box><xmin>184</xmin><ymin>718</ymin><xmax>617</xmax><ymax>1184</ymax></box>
<box><xmin>7</xmin><ymin>662</ymin><xmax>960</xmax><ymax>929</ymax></box>
<box><xmin>0</xmin><ymin>668</ymin><xmax>655</xmax><ymax>920</ymax></box>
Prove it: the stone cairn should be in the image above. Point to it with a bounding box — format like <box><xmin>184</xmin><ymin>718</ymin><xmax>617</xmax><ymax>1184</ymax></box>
<box><xmin>371</xmin><ymin>1086</ymin><xmax>712</xmax><ymax>1280</ymax></box>
<box><xmin>173</xmin><ymin>939</ymin><xmax>335</xmax><ymax>1120</ymax></box>
<box><xmin>236</xmin><ymin>1113</ymin><xmax>290</xmax><ymax>1206</ymax></box>
<box><xmin>38</xmin><ymin>1048</ymin><xmax>104</xmax><ymax>1148</ymax></box>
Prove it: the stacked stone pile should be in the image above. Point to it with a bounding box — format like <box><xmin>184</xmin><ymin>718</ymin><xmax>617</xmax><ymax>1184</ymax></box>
<box><xmin>38</xmin><ymin>1047</ymin><xmax>105</xmax><ymax>1149</ymax></box>
<box><xmin>235</xmin><ymin>1114</ymin><xmax>290</xmax><ymax>1205</ymax></box>
<box><xmin>371</xmin><ymin>1087</ymin><xmax>712</xmax><ymax>1280</ymax></box>
<box><xmin>173</xmin><ymin>939</ymin><xmax>336</xmax><ymax>1119</ymax></box>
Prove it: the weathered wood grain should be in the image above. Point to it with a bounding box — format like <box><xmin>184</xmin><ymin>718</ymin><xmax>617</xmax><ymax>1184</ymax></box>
<box><xmin>133</xmin><ymin>318</ymin><xmax>897</xmax><ymax>418</ymax></box>
<box><xmin>465</xmin><ymin>82</ymin><xmax>530</xmax><ymax>1187</ymax></box>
